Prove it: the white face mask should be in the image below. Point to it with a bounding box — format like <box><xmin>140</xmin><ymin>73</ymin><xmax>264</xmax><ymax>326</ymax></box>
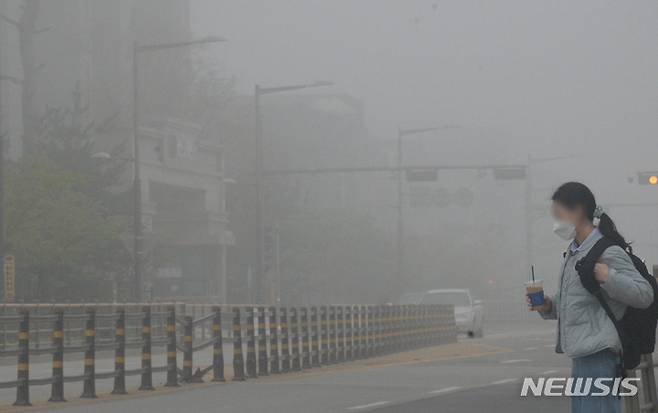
<box><xmin>553</xmin><ymin>220</ymin><xmax>576</xmax><ymax>241</ymax></box>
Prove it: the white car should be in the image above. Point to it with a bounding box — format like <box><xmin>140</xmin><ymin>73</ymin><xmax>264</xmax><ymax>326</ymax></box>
<box><xmin>399</xmin><ymin>289</ymin><xmax>484</xmax><ymax>338</ymax></box>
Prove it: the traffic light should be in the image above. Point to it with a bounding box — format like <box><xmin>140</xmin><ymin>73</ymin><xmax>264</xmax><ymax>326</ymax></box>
<box><xmin>637</xmin><ymin>171</ymin><xmax>658</xmax><ymax>185</ymax></box>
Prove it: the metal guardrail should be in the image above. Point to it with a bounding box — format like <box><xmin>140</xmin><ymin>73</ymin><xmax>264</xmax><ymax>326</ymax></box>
<box><xmin>0</xmin><ymin>302</ymin><xmax>457</xmax><ymax>406</ymax></box>
<box><xmin>625</xmin><ymin>353</ymin><xmax>658</xmax><ymax>413</ymax></box>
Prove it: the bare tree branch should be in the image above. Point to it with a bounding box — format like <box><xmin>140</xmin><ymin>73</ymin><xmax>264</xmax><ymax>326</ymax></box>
<box><xmin>0</xmin><ymin>75</ymin><xmax>24</xmax><ymax>85</ymax></box>
<box><xmin>0</xmin><ymin>13</ymin><xmax>20</xmax><ymax>27</ymax></box>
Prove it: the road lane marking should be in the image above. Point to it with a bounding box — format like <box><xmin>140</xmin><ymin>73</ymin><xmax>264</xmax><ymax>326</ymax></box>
<box><xmin>500</xmin><ymin>359</ymin><xmax>532</xmax><ymax>364</ymax></box>
<box><xmin>347</xmin><ymin>401</ymin><xmax>391</xmax><ymax>410</ymax></box>
<box><xmin>490</xmin><ymin>378</ymin><xmax>518</xmax><ymax>385</ymax></box>
<box><xmin>522</xmin><ymin>347</ymin><xmax>537</xmax><ymax>351</ymax></box>
<box><xmin>543</xmin><ymin>344</ymin><xmax>555</xmax><ymax>348</ymax></box>
<box><xmin>428</xmin><ymin>386</ymin><xmax>462</xmax><ymax>395</ymax></box>
<box><xmin>540</xmin><ymin>370</ymin><xmax>558</xmax><ymax>375</ymax></box>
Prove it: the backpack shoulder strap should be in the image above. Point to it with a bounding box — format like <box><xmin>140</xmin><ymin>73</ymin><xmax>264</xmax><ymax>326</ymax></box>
<box><xmin>581</xmin><ymin>237</ymin><xmax>616</xmax><ymax>268</ymax></box>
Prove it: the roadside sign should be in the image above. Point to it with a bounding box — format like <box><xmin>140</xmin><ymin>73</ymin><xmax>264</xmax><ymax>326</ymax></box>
<box><xmin>4</xmin><ymin>255</ymin><xmax>15</xmax><ymax>302</ymax></box>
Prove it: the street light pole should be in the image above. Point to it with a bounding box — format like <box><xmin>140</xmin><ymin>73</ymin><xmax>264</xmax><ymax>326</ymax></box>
<box><xmin>254</xmin><ymin>81</ymin><xmax>334</xmax><ymax>303</ymax></box>
<box><xmin>254</xmin><ymin>84</ymin><xmax>263</xmax><ymax>305</ymax></box>
<box><xmin>132</xmin><ymin>41</ymin><xmax>144</xmax><ymax>302</ymax></box>
<box><xmin>131</xmin><ymin>35</ymin><xmax>226</xmax><ymax>301</ymax></box>
<box><xmin>396</xmin><ymin>125</ymin><xmax>458</xmax><ymax>296</ymax></box>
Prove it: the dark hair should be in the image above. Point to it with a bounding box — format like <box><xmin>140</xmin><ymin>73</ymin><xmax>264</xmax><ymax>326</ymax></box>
<box><xmin>551</xmin><ymin>182</ymin><xmax>631</xmax><ymax>251</ymax></box>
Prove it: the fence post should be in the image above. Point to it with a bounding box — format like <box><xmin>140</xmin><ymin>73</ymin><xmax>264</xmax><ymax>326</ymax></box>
<box><xmin>376</xmin><ymin>305</ymin><xmax>384</xmax><ymax>356</ymax></box>
<box><xmin>14</xmin><ymin>311</ymin><xmax>30</xmax><ymax>406</ymax></box>
<box><xmin>280</xmin><ymin>307</ymin><xmax>290</xmax><ymax>373</ymax></box>
<box><xmin>301</xmin><ymin>307</ymin><xmax>311</xmax><ymax>369</ymax></box>
<box><xmin>48</xmin><ymin>310</ymin><xmax>66</xmax><ymax>402</ymax></box>
<box><xmin>183</xmin><ymin>315</ymin><xmax>194</xmax><ymax>382</ymax></box>
<box><xmin>351</xmin><ymin>306</ymin><xmax>359</xmax><ymax>359</ymax></box>
<box><xmin>257</xmin><ymin>306</ymin><xmax>268</xmax><ymax>376</ymax></box>
<box><xmin>232</xmin><ymin>308</ymin><xmax>245</xmax><ymax>381</ymax></box>
<box><xmin>321</xmin><ymin>306</ymin><xmax>329</xmax><ymax>364</ymax></box>
<box><xmin>212</xmin><ymin>306</ymin><xmax>225</xmax><ymax>382</ymax></box>
<box><xmin>328</xmin><ymin>306</ymin><xmax>336</xmax><ymax>364</ymax></box>
<box><xmin>246</xmin><ymin>307</ymin><xmax>257</xmax><ymax>378</ymax></box>
<box><xmin>366</xmin><ymin>306</ymin><xmax>374</xmax><ymax>357</ymax></box>
<box><xmin>636</xmin><ymin>354</ymin><xmax>658</xmax><ymax>413</ymax></box>
<box><xmin>338</xmin><ymin>306</ymin><xmax>345</xmax><ymax>362</ymax></box>
<box><xmin>290</xmin><ymin>308</ymin><xmax>301</xmax><ymax>371</ymax></box>
<box><xmin>269</xmin><ymin>307</ymin><xmax>280</xmax><ymax>374</ymax></box>
<box><xmin>343</xmin><ymin>305</ymin><xmax>354</xmax><ymax>361</ymax></box>
<box><xmin>165</xmin><ymin>306</ymin><xmax>178</xmax><ymax>387</ymax></box>
<box><xmin>81</xmin><ymin>308</ymin><xmax>97</xmax><ymax>399</ymax></box>
<box><xmin>384</xmin><ymin>306</ymin><xmax>392</xmax><ymax>355</ymax></box>
<box><xmin>111</xmin><ymin>308</ymin><xmax>126</xmax><ymax>395</ymax></box>
<box><xmin>138</xmin><ymin>306</ymin><xmax>153</xmax><ymax>391</ymax></box>
<box><xmin>360</xmin><ymin>306</ymin><xmax>368</xmax><ymax>358</ymax></box>
<box><xmin>311</xmin><ymin>307</ymin><xmax>320</xmax><ymax>367</ymax></box>
<box><xmin>408</xmin><ymin>305</ymin><xmax>414</xmax><ymax>350</ymax></box>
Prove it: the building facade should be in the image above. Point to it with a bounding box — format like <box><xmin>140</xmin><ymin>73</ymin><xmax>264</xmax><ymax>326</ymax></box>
<box><xmin>0</xmin><ymin>0</ymin><xmax>232</xmax><ymax>301</ymax></box>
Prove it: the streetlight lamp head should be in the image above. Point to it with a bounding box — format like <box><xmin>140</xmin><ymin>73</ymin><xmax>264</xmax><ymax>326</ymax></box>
<box><xmin>312</xmin><ymin>80</ymin><xmax>335</xmax><ymax>87</ymax></box>
<box><xmin>202</xmin><ymin>35</ymin><xmax>228</xmax><ymax>43</ymax></box>
<box><xmin>91</xmin><ymin>152</ymin><xmax>112</xmax><ymax>160</ymax></box>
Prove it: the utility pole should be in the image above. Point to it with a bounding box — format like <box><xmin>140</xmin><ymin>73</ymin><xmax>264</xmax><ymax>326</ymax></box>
<box><xmin>131</xmin><ymin>36</ymin><xmax>226</xmax><ymax>301</ymax></box>
<box><xmin>132</xmin><ymin>41</ymin><xmax>143</xmax><ymax>302</ymax></box>
<box><xmin>396</xmin><ymin>125</ymin><xmax>457</xmax><ymax>295</ymax></box>
<box><xmin>525</xmin><ymin>154</ymin><xmax>533</xmax><ymax>275</ymax></box>
<box><xmin>0</xmin><ymin>0</ymin><xmax>6</xmax><ymax>280</ymax></box>
<box><xmin>253</xmin><ymin>81</ymin><xmax>334</xmax><ymax>303</ymax></box>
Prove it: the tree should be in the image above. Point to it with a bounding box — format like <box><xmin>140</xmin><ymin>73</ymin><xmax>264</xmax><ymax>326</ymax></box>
<box><xmin>6</xmin><ymin>153</ymin><xmax>128</xmax><ymax>300</ymax></box>
<box><xmin>3</xmin><ymin>88</ymin><xmax>131</xmax><ymax>301</ymax></box>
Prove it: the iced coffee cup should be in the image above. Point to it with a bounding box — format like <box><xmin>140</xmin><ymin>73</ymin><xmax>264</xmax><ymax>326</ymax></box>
<box><xmin>525</xmin><ymin>280</ymin><xmax>544</xmax><ymax>307</ymax></box>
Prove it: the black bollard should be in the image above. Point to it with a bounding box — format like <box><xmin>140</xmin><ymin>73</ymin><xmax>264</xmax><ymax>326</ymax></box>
<box><xmin>280</xmin><ymin>308</ymin><xmax>290</xmax><ymax>373</ymax></box>
<box><xmin>183</xmin><ymin>316</ymin><xmax>195</xmax><ymax>382</ymax></box>
<box><xmin>257</xmin><ymin>307</ymin><xmax>268</xmax><ymax>376</ymax></box>
<box><xmin>212</xmin><ymin>307</ymin><xmax>225</xmax><ymax>382</ymax></box>
<box><xmin>14</xmin><ymin>311</ymin><xmax>30</xmax><ymax>406</ymax></box>
<box><xmin>329</xmin><ymin>306</ymin><xmax>337</xmax><ymax>364</ymax></box>
<box><xmin>165</xmin><ymin>306</ymin><xmax>178</xmax><ymax>387</ymax></box>
<box><xmin>111</xmin><ymin>309</ymin><xmax>126</xmax><ymax>395</ymax></box>
<box><xmin>345</xmin><ymin>306</ymin><xmax>353</xmax><ymax>361</ymax></box>
<box><xmin>336</xmin><ymin>306</ymin><xmax>344</xmax><ymax>362</ymax></box>
<box><xmin>321</xmin><ymin>306</ymin><xmax>329</xmax><ymax>365</ymax></box>
<box><xmin>138</xmin><ymin>306</ymin><xmax>154</xmax><ymax>391</ymax></box>
<box><xmin>269</xmin><ymin>307</ymin><xmax>280</xmax><ymax>374</ymax></box>
<box><xmin>290</xmin><ymin>308</ymin><xmax>301</xmax><ymax>371</ymax></box>
<box><xmin>310</xmin><ymin>307</ymin><xmax>320</xmax><ymax>367</ymax></box>
<box><xmin>246</xmin><ymin>308</ymin><xmax>258</xmax><ymax>378</ymax></box>
<box><xmin>360</xmin><ymin>306</ymin><xmax>368</xmax><ymax>358</ymax></box>
<box><xmin>232</xmin><ymin>308</ymin><xmax>245</xmax><ymax>381</ymax></box>
<box><xmin>352</xmin><ymin>306</ymin><xmax>360</xmax><ymax>359</ymax></box>
<box><xmin>81</xmin><ymin>309</ymin><xmax>97</xmax><ymax>398</ymax></box>
<box><xmin>301</xmin><ymin>307</ymin><xmax>311</xmax><ymax>369</ymax></box>
<box><xmin>49</xmin><ymin>310</ymin><xmax>66</xmax><ymax>401</ymax></box>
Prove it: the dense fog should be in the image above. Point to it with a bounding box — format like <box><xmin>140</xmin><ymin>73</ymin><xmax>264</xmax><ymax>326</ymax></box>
<box><xmin>1</xmin><ymin>0</ymin><xmax>657</xmax><ymax>320</ymax></box>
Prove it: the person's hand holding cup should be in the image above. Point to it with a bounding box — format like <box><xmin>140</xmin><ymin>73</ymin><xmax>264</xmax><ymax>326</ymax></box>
<box><xmin>525</xmin><ymin>280</ymin><xmax>551</xmax><ymax>312</ymax></box>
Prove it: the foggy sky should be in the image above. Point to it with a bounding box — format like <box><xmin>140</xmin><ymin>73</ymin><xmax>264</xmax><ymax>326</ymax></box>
<box><xmin>192</xmin><ymin>0</ymin><xmax>657</xmax><ymax>157</ymax></box>
<box><xmin>191</xmin><ymin>0</ymin><xmax>658</xmax><ymax>254</ymax></box>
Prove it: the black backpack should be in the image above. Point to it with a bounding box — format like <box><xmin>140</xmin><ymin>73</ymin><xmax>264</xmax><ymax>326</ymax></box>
<box><xmin>575</xmin><ymin>237</ymin><xmax>658</xmax><ymax>369</ymax></box>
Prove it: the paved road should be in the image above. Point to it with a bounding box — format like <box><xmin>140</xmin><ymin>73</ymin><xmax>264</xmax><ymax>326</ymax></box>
<box><xmin>0</xmin><ymin>320</ymin><xmax>572</xmax><ymax>413</ymax></box>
